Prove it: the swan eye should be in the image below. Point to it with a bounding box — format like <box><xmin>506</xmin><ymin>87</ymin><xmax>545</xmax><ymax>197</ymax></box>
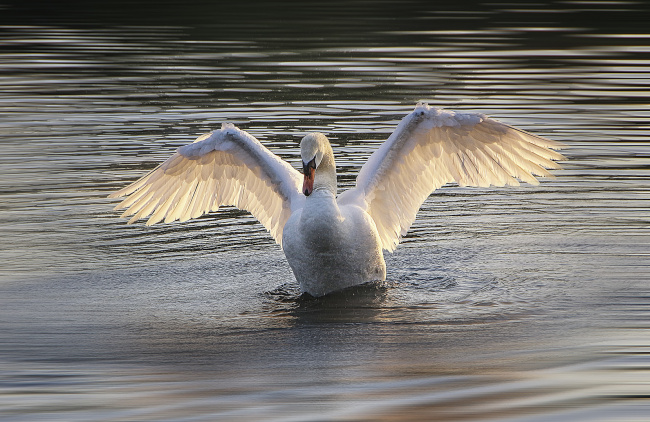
<box><xmin>302</xmin><ymin>157</ymin><xmax>317</xmax><ymax>174</ymax></box>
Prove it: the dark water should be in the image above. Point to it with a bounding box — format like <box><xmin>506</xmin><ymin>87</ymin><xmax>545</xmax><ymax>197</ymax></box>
<box><xmin>1</xmin><ymin>1</ymin><xmax>649</xmax><ymax>420</ymax></box>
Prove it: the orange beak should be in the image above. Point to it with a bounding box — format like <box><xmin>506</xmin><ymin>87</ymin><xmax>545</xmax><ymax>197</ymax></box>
<box><xmin>302</xmin><ymin>158</ymin><xmax>316</xmax><ymax>196</ymax></box>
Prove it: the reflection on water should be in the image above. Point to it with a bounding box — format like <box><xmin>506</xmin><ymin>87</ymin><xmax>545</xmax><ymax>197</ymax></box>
<box><xmin>1</xmin><ymin>1</ymin><xmax>650</xmax><ymax>420</ymax></box>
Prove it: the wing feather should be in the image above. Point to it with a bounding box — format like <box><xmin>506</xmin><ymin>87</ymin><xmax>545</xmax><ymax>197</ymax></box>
<box><xmin>339</xmin><ymin>103</ymin><xmax>566</xmax><ymax>251</ymax></box>
<box><xmin>109</xmin><ymin>124</ymin><xmax>304</xmax><ymax>246</ymax></box>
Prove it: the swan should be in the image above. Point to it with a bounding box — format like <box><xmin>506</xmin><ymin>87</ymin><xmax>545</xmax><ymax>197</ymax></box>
<box><xmin>108</xmin><ymin>102</ymin><xmax>565</xmax><ymax>297</ymax></box>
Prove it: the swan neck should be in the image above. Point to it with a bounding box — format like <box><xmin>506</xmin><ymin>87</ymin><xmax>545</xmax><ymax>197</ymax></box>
<box><xmin>314</xmin><ymin>151</ymin><xmax>337</xmax><ymax>194</ymax></box>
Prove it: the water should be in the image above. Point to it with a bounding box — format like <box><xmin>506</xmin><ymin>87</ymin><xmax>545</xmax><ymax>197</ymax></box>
<box><xmin>1</xmin><ymin>1</ymin><xmax>649</xmax><ymax>420</ymax></box>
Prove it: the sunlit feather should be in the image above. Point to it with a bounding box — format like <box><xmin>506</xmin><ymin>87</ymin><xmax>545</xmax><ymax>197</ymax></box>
<box><xmin>109</xmin><ymin>124</ymin><xmax>304</xmax><ymax>246</ymax></box>
<box><xmin>339</xmin><ymin>103</ymin><xmax>566</xmax><ymax>251</ymax></box>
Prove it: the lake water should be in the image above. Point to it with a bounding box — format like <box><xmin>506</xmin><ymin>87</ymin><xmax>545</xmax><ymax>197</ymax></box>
<box><xmin>1</xmin><ymin>1</ymin><xmax>649</xmax><ymax>421</ymax></box>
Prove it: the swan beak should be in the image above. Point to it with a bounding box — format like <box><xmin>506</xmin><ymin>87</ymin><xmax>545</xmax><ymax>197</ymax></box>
<box><xmin>302</xmin><ymin>157</ymin><xmax>316</xmax><ymax>196</ymax></box>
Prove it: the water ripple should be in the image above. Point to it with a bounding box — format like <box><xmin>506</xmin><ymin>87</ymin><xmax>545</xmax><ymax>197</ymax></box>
<box><xmin>1</xmin><ymin>3</ymin><xmax>650</xmax><ymax>420</ymax></box>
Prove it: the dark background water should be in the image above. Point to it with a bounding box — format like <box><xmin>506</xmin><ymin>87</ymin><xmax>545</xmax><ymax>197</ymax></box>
<box><xmin>1</xmin><ymin>1</ymin><xmax>649</xmax><ymax>420</ymax></box>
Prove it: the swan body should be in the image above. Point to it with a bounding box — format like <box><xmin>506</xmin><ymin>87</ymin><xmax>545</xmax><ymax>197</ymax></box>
<box><xmin>109</xmin><ymin>103</ymin><xmax>565</xmax><ymax>297</ymax></box>
<box><xmin>282</xmin><ymin>189</ymin><xmax>386</xmax><ymax>297</ymax></box>
<box><xmin>281</xmin><ymin>132</ymin><xmax>386</xmax><ymax>296</ymax></box>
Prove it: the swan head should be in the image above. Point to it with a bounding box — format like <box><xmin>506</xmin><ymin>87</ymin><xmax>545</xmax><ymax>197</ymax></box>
<box><xmin>300</xmin><ymin>132</ymin><xmax>335</xmax><ymax>196</ymax></box>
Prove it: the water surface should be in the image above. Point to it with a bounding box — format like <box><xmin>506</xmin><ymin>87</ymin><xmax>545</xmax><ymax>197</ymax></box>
<box><xmin>1</xmin><ymin>1</ymin><xmax>649</xmax><ymax>421</ymax></box>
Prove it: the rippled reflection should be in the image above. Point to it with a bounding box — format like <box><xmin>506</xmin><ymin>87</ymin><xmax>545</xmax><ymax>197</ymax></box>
<box><xmin>1</xmin><ymin>1</ymin><xmax>650</xmax><ymax>421</ymax></box>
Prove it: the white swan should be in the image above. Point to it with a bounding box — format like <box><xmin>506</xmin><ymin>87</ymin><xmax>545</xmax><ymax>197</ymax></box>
<box><xmin>109</xmin><ymin>103</ymin><xmax>565</xmax><ymax>297</ymax></box>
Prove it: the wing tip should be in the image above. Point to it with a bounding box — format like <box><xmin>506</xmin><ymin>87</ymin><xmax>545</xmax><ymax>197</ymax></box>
<box><xmin>107</xmin><ymin>190</ymin><xmax>124</xmax><ymax>199</ymax></box>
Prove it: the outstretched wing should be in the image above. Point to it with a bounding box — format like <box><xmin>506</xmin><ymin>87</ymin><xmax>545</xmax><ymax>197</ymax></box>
<box><xmin>108</xmin><ymin>123</ymin><xmax>304</xmax><ymax>246</ymax></box>
<box><xmin>338</xmin><ymin>103</ymin><xmax>566</xmax><ymax>252</ymax></box>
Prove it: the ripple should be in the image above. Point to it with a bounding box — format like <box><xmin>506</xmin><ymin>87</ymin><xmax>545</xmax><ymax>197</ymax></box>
<box><xmin>1</xmin><ymin>4</ymin><xmax>650</xmax><ymax>421</ymax></box>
